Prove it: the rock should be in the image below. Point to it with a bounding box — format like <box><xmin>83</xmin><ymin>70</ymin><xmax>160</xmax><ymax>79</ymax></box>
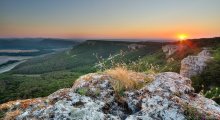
<box><xmin>167</xmin><ymin>57</ymin><xmax>175</xmax><ymax>63</ymax></box>
<box><xmin>1</xmin><ymin>72</ymin><xmax>220</xmax><ymax>120</ymax></box>
<box><xmin>180</xmin><ymin>49</ymin><xmax>212</xmax><ymax>78</ymax></box>
<box><xmin>128</xmin><ymin>44</ymin><xmax>145</xmax><ymax>51</ymax></box>
<box><xmin>162</xmin><ymin>45</ymin><xmax>188</xmax><ymax>58</ymax></box>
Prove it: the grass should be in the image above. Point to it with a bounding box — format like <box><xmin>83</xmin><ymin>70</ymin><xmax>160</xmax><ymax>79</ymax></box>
<box><xmin>191</xmin><ymin>45</ymin><xmax>220</xmax><ymax>104</ymax></box>
<box><xmin>105</xmin><ymin>67</ymin><xmax>153</xmax><ymax>95</ymax></box>
<box><xmin>97</xmin><ymin>48</ymin><xmax>182</xmax><ymax>75</ymax></box>
<box><xmin>76</xmin><ymin>88</ymin><xmax>89</xmax><ymax>96</ymax></box>
<box><xmin>183</xmin><ymin>104</ymin><xmax>207</xmax><ymax>120</ymax></box>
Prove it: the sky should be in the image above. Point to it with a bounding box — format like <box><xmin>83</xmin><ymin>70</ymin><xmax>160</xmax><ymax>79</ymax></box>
<box><xmin>0</xmin><ymin>0</ymin><xmax>220</xmax><ymax>40</ymax></box>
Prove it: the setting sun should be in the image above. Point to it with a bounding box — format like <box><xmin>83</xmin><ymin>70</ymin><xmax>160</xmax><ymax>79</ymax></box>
<box><xmin>178</xmin><ymin>34</ymin><xmax>188</xmax><ymax>41</ymax></box>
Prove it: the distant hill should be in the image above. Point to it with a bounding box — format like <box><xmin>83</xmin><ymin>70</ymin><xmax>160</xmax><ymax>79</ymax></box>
<box><xmin>11</xmin><ymin>40</ymin><xmax>163</xmax><ymax>74</ymax></box>
<box><xmin>0</xmin><ymin>38</ymin><xmax>80</xmax><ymax>50</ymax></box>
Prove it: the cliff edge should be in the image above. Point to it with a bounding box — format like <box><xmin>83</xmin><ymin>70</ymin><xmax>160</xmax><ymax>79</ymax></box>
<box><xmin>180</xmin><ymin>49</ymin><xmax>212</xmax><ymax>78</ymax></box>
<box><xmin>1</xmin><ymin>72</ymin><xmax>220</xmax><ymax>120</ymax></box>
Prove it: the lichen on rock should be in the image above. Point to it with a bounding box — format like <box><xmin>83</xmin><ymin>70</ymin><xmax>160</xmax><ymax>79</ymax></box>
<box><xmin>180</xmin><ymin>49</ymin><xmax>212</xmax><ymax>78</ymax></box>
<box><xmin>1</xmin><ymin>71</ymin><xmax>220</xmax><ymax>120</ymax></box>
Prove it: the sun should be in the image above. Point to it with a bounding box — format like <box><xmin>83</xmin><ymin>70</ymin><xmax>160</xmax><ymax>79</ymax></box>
<box><xmin>178</xmin><ymin>34</ymin><xmax>188</xmax><ymax>41</ymax></box>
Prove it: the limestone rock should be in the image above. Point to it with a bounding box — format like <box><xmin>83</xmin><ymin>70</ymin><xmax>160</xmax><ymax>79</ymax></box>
<box><xmin>162</xmin><ymin>45</ymin><xmax>188</xmax><ymax>58</ymax></box>
<box><xmin>180</xmin><ymin>49</ymin><xmax>212</xmax><ymax>78</ymax></box>
<box><xmin>1</xmin><ymin>72</ymin><xmax>220</xmax><ymax>120</ymax></box>
<box><xmin>128</xmin><ymin>44</ymin><xmax>145</xmax><ymax>51</ymax></box>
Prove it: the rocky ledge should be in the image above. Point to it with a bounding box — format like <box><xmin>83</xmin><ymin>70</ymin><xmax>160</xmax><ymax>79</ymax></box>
<box><xmin>1</xmin><ymin>72</ymin><xmax>220</xmax><ymax>120</ymax></box>
<box><xmin>128</xmin><ymin>44</ymin><xmax>145</xmax><ymax>51</ymax></box>
<box><xmin>162</xmin><ymin>45</ymin><xmax>188</xmax><ymax>58</ymax></box>
<box><xmin>180</xmin><ymin>49</ymin><xmax>212</xmax><ymax>78</ymax></box>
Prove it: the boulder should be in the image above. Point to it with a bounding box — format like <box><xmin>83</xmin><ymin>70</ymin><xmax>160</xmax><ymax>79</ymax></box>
<box><xmin>1</xmin><ymin>72</ymin><xmax>220</xmax><ymax>120</ymax></box>
<box><xmin>180</xmin><ymin>49</ymin><xmax>212</xmax><ymax>78</ymax></box>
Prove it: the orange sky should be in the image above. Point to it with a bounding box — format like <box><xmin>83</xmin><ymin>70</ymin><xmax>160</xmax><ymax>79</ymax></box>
<box><xmin>0</xmin><ymin>0</ymin><xmax>220</xmax><ymax>40</ymax></box>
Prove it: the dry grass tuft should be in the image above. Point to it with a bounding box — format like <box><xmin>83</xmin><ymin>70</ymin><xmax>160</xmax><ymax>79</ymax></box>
<box><xmin>106</xmin><ymin>67</ymin><xmax>153</xmax><ymax>93</ymax></box>
<box><xmin>72</xmin><ymin>67</ymin><xmax>154</xmax><ymax>96</ymax></box>
<box><xmin>4</xmin><ymin>109</ymin><xmax>21</xmax><ymax>120</ymax></box>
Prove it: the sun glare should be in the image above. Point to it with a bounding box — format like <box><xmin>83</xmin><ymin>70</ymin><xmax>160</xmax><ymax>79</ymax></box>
<box><xmin>178</xmin><ymin>34</ymin><xmax>188</xmax><ymax>41</ymax></box>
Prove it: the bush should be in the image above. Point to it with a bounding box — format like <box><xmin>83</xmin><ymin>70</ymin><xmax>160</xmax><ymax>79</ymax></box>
<box><xmin>191</xmin><ymin>46</ymin><xmax>220</xmax><ymax>104</ymax></box>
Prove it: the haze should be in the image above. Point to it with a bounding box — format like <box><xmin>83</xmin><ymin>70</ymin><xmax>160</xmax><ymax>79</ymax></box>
<box><xmin>0</xmin><ymin>0</ymin><xmax>220</xmax><ymax>40</ymax></box>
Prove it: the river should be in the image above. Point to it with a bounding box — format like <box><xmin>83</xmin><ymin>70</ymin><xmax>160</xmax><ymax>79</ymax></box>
<box><xmin>0</xmin><ymin>61</ymin><xmax>26</xmax><ymax>74</ymax></box>
<box><xmin>0</xmin><ymin>48</ymin><xmax>71</xmax><ymax>74</ymax></box>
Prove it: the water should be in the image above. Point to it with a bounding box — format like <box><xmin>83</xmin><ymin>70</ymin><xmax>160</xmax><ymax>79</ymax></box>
<box><xmin>0</xmin><ymin>48</ymin><xmax>71</xmax><ymax>74</ymax></box>
<box><xmin>0</xmin><ymin>61</ymin><xmax>25</xmax><ymax>74</ymax></box>
<box><xmin>0</xmin><ymin>56</ymin><xmax>32</xmax><ymax>65</ymax></box>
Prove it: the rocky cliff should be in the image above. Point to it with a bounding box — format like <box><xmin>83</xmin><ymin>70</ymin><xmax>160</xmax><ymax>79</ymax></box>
<box><xmin>180</xmin><ymin>49</ymin><xmax>212</xmax><ymax>78</ymax></box>
<box><xmin>128</xmin><ymin>44</ymin><xmax>145</xmax><ymax>51</ymax></box>
<box><xmin>162</xmin><ymin>45</ymin><xmax>188</xmax><ymax>58</ymax></box>
<box><xmin>1</xmin><ymin>72</ymin><xmax>220</xmax><ymax>120</ymax></box>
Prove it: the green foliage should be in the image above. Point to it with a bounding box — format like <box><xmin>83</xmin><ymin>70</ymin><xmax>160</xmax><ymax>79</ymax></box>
<box><xmin>95</xmin><ymin>42</ymin><xmax>163</xmax><ymax>71</ymax></box>
<box><xmin>76</xmin><ymin>88</ymin><xmax>89</xmax><ymax>96</ymax></box>
<box><xmin>97</xmin><ymin>49</ymin><xmax>181</xmax><ymax>74</ymax></box>
<box><xmin>2</xmin><ymin>40</ymin><xmax>158</xmax><ymax>103</ymax></box>
<box><xmin>1</xmin><ymin>38</ymin><xmax>220</xmax><ymax>105</ymax></box>
<box><xmin>191</xmin><ymin>46</ymin><xmax>220</xmax><ymax>104</ymax></box>
<box><xmin>127</xmin><ymin>51</ymin><xmax>165</xmax><ymax>73</ymax></box>
<box><xmin>0</xmin><ymin>110</ymin><xmax>5</xmax><ymax>119</ymax></box>
<box><xmin>0</xmin><ymin>71</ymin><xmax>81</xmax><ymax>103</ymax></box>
<box><xmin>183</xmin><ymin>104</ymin><xmax>207</xmax><ymax>120</ymax></box>
<box><xmin>204</xmin><ymin>87</ymin><xmax>220</xmax><ymax>102</ymax></box>
<box><xmin>76</xmin><ymin>87</ymin><xmax>101</xmax><ymax>97</ymax></box>
<box><xmin>12</xmin><ymin>41</ymin><xmax>129</xmax><ymax>74</ymax></box>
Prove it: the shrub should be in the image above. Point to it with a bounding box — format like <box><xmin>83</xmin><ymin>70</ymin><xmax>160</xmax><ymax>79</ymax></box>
<box><xmin>191</xmin><ymin>46</ymin><xmax>220</xmax><ymax>104</ymax></box>
<box><xmin>204</xmin><ymin>87</ymin><xmax>220</xmax><ymax>103</ymax></box>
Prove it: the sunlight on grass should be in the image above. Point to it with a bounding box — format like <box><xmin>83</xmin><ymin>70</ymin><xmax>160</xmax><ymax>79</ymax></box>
<box><xmin>105</xmin><ymin>67</ymin><xmax>153</xmax><ymax>95</ymax></box>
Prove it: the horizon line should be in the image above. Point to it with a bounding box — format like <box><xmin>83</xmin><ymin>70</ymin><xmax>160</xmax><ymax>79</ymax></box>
<box><xmin>0</xmin><ymin>36</ymin><xmax>220</xmax><ymax>40</ymax></box>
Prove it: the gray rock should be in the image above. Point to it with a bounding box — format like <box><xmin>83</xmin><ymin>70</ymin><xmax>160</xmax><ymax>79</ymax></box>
<box><xmin>128</xmin><ymin>44</ymin><xmax>145</xmax><ymax>51</ymax></box>
<box><xmin>162</xmin><ymin>45</ymin><xmax>188</xmax><ymax>58</ymax></box>
<box><xmin>180</xmin><ymin>49</ymin><xmax>212</xmax><ymax>78</ymax></box>
<box><xmin>1</xmin><ymin>72</ymin><xmax>220</xmax><ymax>120</ymax></box>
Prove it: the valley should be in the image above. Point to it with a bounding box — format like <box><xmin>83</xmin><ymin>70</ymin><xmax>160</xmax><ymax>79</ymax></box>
<box><xmin>0</xmin><ymin>37</ymin><xmax>220</xmax><ymax>119</ymax></box>
<box><xmin>0</xmin><ymin>37</ymin><xmax>219</xmax><ymax>104</ymax></box>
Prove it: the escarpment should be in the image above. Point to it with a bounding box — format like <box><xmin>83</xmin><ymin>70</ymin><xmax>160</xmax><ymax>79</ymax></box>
<box><xmin>162</xmin><ymin>44</ymin><xmax>188</xmax><ymax>58</ymax></box>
